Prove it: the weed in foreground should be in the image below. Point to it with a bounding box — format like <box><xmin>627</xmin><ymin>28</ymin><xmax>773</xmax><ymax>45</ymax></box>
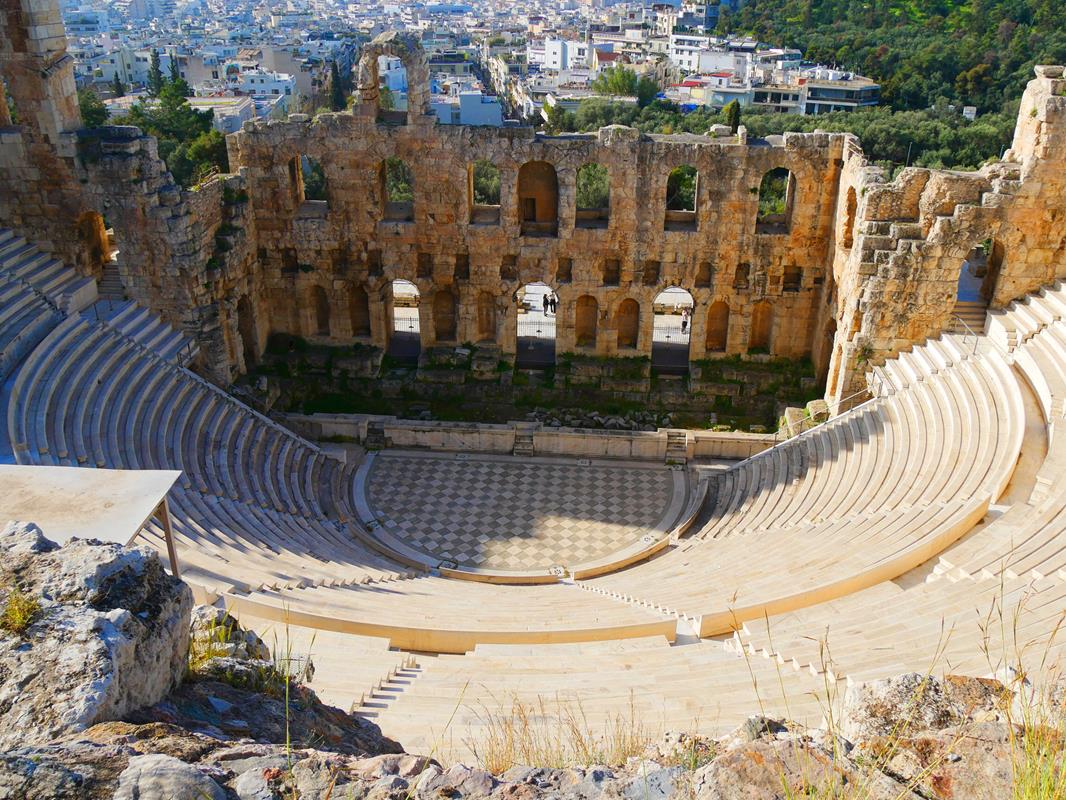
<box><xmin>0</xmin><ymin>587</ymin><xmax>41</xmax><ymax>635</ymax></box>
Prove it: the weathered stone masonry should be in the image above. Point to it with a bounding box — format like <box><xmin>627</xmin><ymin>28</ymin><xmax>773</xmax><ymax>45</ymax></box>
<box><xmin>3</xmin><ymin>11</ymin><xmax>1066</xmax><ymax>404</ymax></box>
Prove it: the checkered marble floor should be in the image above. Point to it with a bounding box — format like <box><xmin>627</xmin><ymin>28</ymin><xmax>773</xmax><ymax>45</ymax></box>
<box><xmin>365</xmin><ymin>453</ymin><xmax>680</xmax><ymax>570</ymax></box>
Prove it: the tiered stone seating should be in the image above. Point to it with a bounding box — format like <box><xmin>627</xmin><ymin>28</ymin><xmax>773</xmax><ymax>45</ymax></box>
<box><xmin>0</xmin><ymin>271</ymin><xmax>61</xmax><ymax>381</ymax></box>
<box><xmin>5</xmin><ymin>314</ymin><xmax>409</xmax><ymax>594</ymax></box>
<box><xmin>223</xmin><ymin>577</ymin><xmax>678</xmax><ymax>654</ymax></box>
<box><xmin>362</xmin><ymin>636</ymin><xmax>830</xmax><ymax>764</ymax></box>
<box><xmin>0</xmin><ymin>228</ymin><xmax>96</xmax><ymax>312</ymax></box>
<box><xmin>92</xmin><ymin>300</ymin><xmax>197</xmax><ymax>364</ymax></box>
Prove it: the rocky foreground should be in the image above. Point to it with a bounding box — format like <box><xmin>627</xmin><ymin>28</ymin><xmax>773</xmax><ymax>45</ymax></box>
<box><xmin>0</xmin><ymin>522</ymin><xmax>1061</xmax><ymax>800</ymax></box>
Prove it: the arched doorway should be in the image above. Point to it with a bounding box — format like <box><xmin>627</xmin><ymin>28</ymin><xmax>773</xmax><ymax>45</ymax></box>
<box><xmin>616</xmin><ymin>298</ymin><xmax>640</xmax><ymax>349</ymax></box>
<box><xmin>954</xmin><ymin>240</ymin><xmax>995</xmax><ymax>332</ymax></box>
<box><xmin>311</xmin><ymin>285</ymin><xmax>330</xmax><ymax>336</ymax></box>
<box><xmin>749</xmin><ymin>300</ymin><xmax>773</xmax><ymax>353</ymax></box>
<box><xmin>236</xmin><ymin>295</ymin><xmax>257</xmax><ymax>370</ymax></box>
<box><xmin>433</xmin><ymin>288</ymin><xmax>457</xmax><ymax>342</ymax></box>
<box><xmin>387</xmin><ymin>279</ymin><xmax>421</xmax><ymax>364</ymax></box>
<box><xmin>652</xmin><ymin>287</ymin><xmax>693</xmax><ymax>374</ymax></box>
<box><xmin>705</xmin><ymin>300</ymin><xmax>729</xmax><ymax>353</ymax></box>
<box><xmin>574</xmin><ymin>295</ymin><xmax>598</xmax><ymax>349</ymax></box>
<box><xmin>516</xmin><ymin>282</ymin><xmax>556</xmax><ymax>368</ymax></box>
<box><xmin>349</xmin><ymin>285</ymin><xmax>371</xmax><ymax>337</ymax></box>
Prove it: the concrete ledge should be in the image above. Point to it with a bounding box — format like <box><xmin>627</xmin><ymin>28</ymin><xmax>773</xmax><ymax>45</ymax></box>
<box><xmin>285</xmin><ymin>412</ymin><xmax>776</xmax><ymax>462</ymax></box>
<box><xmin>220</xmin><ymin>592</ymin><xmax>678</xmax><ymax>654</ymax></box>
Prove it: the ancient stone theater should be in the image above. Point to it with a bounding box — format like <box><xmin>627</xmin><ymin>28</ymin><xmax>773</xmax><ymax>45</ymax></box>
<box><xmin>2</xmin><ymin>0</ymin><xmax>1066</xmax><ymax>762</ymax></box>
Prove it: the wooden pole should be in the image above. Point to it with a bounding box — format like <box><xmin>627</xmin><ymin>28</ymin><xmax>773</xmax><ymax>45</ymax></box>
<box><xmin>157</xmin><ymin>498</ymin><xmax>181</xmax><ymax>579</ymax></box>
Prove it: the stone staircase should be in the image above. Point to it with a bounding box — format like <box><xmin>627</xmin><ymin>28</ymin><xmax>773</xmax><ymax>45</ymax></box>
<box><xmin>512</xmin><ymin>431</ymin><xmax>535</xmax><ymax>457</ymax></box>
<box><xmin>97</xmin><ymin>261</ymin><xmax>125</xmax><ymax>300</ymax></box>
<box><xmin>665</xmin><ymin>429</ymin><xmax>688</xmax><ymax>464</ymax></box>
<box><xmin>0</xmin><ymin>228</ymin><xmax>97</xmax><ymax>313</ymax></box>
<box><xmin>951</xmin><ymin>300</ymin><xmax>988</xmax><ymax>334</ymax></box>
<box><xmin>364</xmin><ymin>419</ymin><xmax>388</xmax><ymax>450</ymax></box>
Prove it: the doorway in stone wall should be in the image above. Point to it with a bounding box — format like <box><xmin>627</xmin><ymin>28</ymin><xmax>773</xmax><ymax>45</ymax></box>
<box><xmin>387</xmin><ymin>279</ymin><xmax>421</xmax><ymax>365</ymax></box>
<box><xmin>516</xmin><ymin>282</ymin><xmax>556</xmax><ymax>368</ymax></box>
<box><xmin>652</xmin><ymin>287</ymin><xmax>693</xmax><ymax>375</ymax></box>
<box><xmin>953</xmin><ymin>239</ymin><xmax>998</xmax><ymax>333</ymax></box>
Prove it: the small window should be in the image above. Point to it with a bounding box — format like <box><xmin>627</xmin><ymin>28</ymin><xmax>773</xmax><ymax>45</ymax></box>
<box><xmin>665</xmin><ymin>165</ymin><xmax>698</xmax><ymax>231</ymax></box>
<box><xmin>382</xmin><ymin>157</ymin><xmax>414</xmax><ymax>222</ymax></box>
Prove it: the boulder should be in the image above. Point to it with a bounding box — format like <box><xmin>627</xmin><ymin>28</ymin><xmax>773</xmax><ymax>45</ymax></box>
<box><xmin>0</xmin><ymin>524</ymin><xmax>192</xmax><ymax>749</ymax></box>
<box><xmin>113</xmin><ymin>754</ymin><xmax>226</xmax><ymax>800</ymax></box>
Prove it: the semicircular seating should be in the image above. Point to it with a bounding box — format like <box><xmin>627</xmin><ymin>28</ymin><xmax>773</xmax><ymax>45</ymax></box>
<box><xmin>5</xmin><ymin>225</ymin><xmax>1066</xmax><ymax>766</ymax></box>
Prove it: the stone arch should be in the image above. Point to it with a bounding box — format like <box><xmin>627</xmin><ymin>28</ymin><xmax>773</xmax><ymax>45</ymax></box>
<box><xmin>981</xmin><ymin>238</ymin><xmax>1005</xmax><ymax>304</ymax></box>
<box><xmin>517</xmin><ymin>161</ymin><xmax>559</xmax><ymax>236</ymax></box>
<box><xmin>349</xmin><ymin>284</ymin><xmax>371</xmax><ymax>337</ymax></box>
<box><xmin>575</xmin><ymin>163</ymin><xmax>610</xmax><ymax>228</ymax></box>
<box><xmin>749</xmin><ymin>300</ymin><xmax>773</xmax><ymax>352</ymax></box>
<box><xmin>616</xmin><ymin>298</ymin><xmax>639</xmax><ymax>349</ymax></box>
<box><xmin>433</xmin><ymin>288</ymin><xmax>457</xmax><ymax>342</ymax></box>
<box><xmin>476</xmin><ymin>290</ymin><xmax>496</xmax><ymax>342</ymax></box>
<box><xmin>652</xmin><ymin>287</ymin><xmax>693</xmax><ymax>373</ymax></box>
<box><xmin>470</xmin><ymin>159</ymin><xmax>501</xmax><ymax>223</ymax></box>
<box><xmin>756</xmin><ymin>167</ymin><xmax>795</xmax><ymax>234</ymax></box>
<box><xmin>705</xmin><ymin>301</ymin><xmax>729</xmax><ymax>353</ymax></box>
<box><xmin>311</xmin><ymin>285</ymin><xmax>331</xmax><ymax>336</ymax></box>
<box><xmin>381</xmin><ymin>157</ymin><xmax>414</xmax><ymax>221</ymax></box>
<box><xmin>74</xmin><ymin>210</ymin><xmax>110</xmax><ymax>278</ymax></box>
<box><xmin>355</xmin><ymin>31</ymin><xmax>431</xmax><ymax>122</ymax></box>
<box><xmin>665</xmin><ymin>165</ymin><xmax>698</xmax><ymax>231</ymax></box>
<box><xmin>575</xmin><ymin>295</ymin><xmax>598</xmax><ymax>348</ymax></box>
<box><xmin>237</xmin><ymin>294</ymin><xmax>258</xmax><ymax>369</ymax></box>
<box><xmin>841</xmin><ymin>186</ymin><xmax>857</xmax><ymax>249</ymax></box>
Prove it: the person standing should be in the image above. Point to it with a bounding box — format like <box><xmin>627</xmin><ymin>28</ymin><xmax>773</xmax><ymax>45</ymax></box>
<box><xmin>681</xmin><ymin>307</ymin><xmax>690</xmax><ymax>334</ymax></box>
<box><xmin>542</xmin><ymin>293</ymin><xmax>550</xmax><ymax>314</ymax></box>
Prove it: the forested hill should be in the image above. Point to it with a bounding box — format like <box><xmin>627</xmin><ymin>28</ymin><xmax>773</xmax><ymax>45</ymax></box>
<box><xmin>720</xmin><ymin>0</ymin><xmax>1066</xmax><ymax>113</ymax></box>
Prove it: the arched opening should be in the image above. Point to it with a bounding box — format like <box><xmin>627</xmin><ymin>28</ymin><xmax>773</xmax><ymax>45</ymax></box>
<box><xmin>517</xmin><ymin>161</ymin><xmax>558</xmax><ymax>237</ymax></box>
<box><xmin>756</xmin><ymin>168</ymin><xmax>795</xmax><ymax>234</ymax></box>
<box><xmin>695</xmin><ymin>261</ymin><xmax>713</xmax><ymax>289</ymax></box>
<box><xmin>574</xmin><ymin>295</ymin><xmax>598</xmax><ymax>349</ymax></box>
<box><xmin>476</xmin><ymin>291</ymin><xmax>496</xmax><ymax>343</ymax></box>
<box><xmin>382</xmin><ymin>156</ymin><xmax>414</xmax><ymax>221</ymax></box>
<box><xmin>349</xmin><ymin>284</ymin><xmax>370</xmax><ymax>337</ymax></box>
<box><xmin>288</xmin><ymin>154</ymin><xmax>328</xmax><ymax>218</ymax></box>
<box><xmin>236</xmin><ymin>295</ymin><xmax>257</xmax><ymax>370</ymax></box>
<box><xmin>302</xmin><ymin>155</ymin><xmax>327</xmax><ymax>202</ymax></box>
<box><xmin>74</xmin><ymin>210</ymin><xmax>111</xmax><ymax>278</ymax></box>
<box><xmin>705</xmin><ymin>301</ymin><xmax>729</xmax><ymax>353</ymax></box>
<box><xmin>575</xmin><ymin>163</ymin><xmax>610</xmax><ymax>228</ymax></box>
<box><xmin>433</xmin><ymin>288</ymin><xmax>458</xmax><ymax>342</ymax></box>
<box><xmin>516</xmin><ymin>282</ymin><xmax>556</xmax><ymax>368</ymax></box>
<box><xmin>749</xmin><ymin>300</ymin><xmax>773</xmax><ymax>353</ymax></box>
<box><xmin>665</xmin><ymin>165</ymin><xmax>698</xmax><ymax>231</ymax></box>
<box><xmin>311</xmin><ymin>285</ymin><xmax>331</xmax><ymax>336</ymax></box>
<box><xmin>470</xmin><ymin>159</ymin><xmax>501</xmax><ymax>224</ymax></box>
<box><xmin>652</xmin><ymin>287</ymin><xmax>693</xmax><ymax>374</ymax></box>
<box><xmin>616</xmin><ymin>298</ymin><xmax>640</xmax><ymax>349</ymax></box>
<box><xmin>387</xmin><ymin>279</ymin><xmax>421</xmax><ymax>364</ymax></box>
<box><xmin>376</xmin><ymin>55</ymin><xmax>409</xmax><ymax>124</ymax></box>
<box><xmin>981</xmin><ymin>239</ymin><xmax>1005</xmax><ymax>304</ymax></box>
<box><xmin>841</xmin><ymin>186</ymin><xmax>857</xmax><ymax>249</ymax></box>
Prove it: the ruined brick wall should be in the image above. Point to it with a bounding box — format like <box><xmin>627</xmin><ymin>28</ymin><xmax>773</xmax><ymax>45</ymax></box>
<box><xmin>227</xmin><ymin>107</ymin><xmax>845</xmax><ymax>369</ymax></box>
<box><xmin>824</xmin><ymin>66</ymin><xmax>1066</xmax><ymax>405</ymax></box>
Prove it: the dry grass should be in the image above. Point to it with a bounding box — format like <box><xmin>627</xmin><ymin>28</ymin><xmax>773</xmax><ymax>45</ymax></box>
<box><xmin>0</xmin><ymin>587</ymin><xmax>40</xmax><ymax>635</ymax></box>
<box><xmin>468</xmin><ymin>693</ymin><xmax>654</xmax><ymax>774</ymax></box>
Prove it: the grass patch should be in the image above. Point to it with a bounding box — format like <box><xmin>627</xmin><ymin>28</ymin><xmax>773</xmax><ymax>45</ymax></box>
<box><xmin>0</xmin><ymin>588</ymin><xmax>40</xmax><ymax>635</ymax></box>
<box><xmin>470</xmin><ymin>695</ymin><xmax>652</xmax><ymax>774</ymax></box>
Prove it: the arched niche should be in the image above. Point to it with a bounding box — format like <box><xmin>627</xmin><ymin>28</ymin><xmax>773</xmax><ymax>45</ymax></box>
<box><xmin>349</xmin><ymin>284</ymin><xmax>371</xmax><ymax>337</ymax></box>
<box><xmin>575</xmin><ymin>294</ymin><xmax>598</xmax><ymax>348</ymax></box>
<box><xmin>517</xmin><ymin>161</ymin><xmax>559</xmax><ymax>237</ymax></box>
<box><xmin>749</xmin><ymin>300</ymin><xmax>773</xmax><ymax>352</ymax></box>
<box><xmin>616</xmin><ymin>298</ymin><xmax>640</xmax><ymax>349</ymax></box>
<box><xmin>705</xmin><ymin>301</ymin><xmax>729</xmax><ymax>353</ymax></box>
<box><xmin>433</xmin><ymin>288</ymin><xmax>457</xmax><ymax>342</ymax></box>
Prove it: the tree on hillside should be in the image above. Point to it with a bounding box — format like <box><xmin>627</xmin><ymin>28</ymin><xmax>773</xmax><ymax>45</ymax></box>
<box><xmin>147</xmin><ymin>49</ymin><xmax>164</xmax><ymax>97</ymax></box>
<box><xmin>168</xmin><ymin>54</ymin><xmax>181</xmax><ymax>84</ymax></box>
<box><xmin>724</xmin><ymin>100</ymin><xmax>741</xmax><ymax>134</ymax></box>
<box><xmin>77</xmin><ymin>88</ymin><xmax>108</xmax><ymax>128</ymax></box>
<box><xmin>329</xmin><ymin>61</ymin><xmax>345</xmax><ymax>111</ymax></box>
<box><xmin>110</xmin><ymin>74</ymin><xmax>125</xmax><ymax>98</ymax></box>
<box><xmin>591</xmin><ymin>65</ymin><xmax>659</xmax><ymax>108</ymax></box>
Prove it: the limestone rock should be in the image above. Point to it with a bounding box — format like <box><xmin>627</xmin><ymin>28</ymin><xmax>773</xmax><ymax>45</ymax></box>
<box><xmin>113</xmin><ymin>754</ymin><xmax>226</xmax><ymax>800</ymax></box>
<box><xmin>840</xmin><ymin>673</ymin><xmax>1009</xmax><ymax>744</ymax></box>
<box><xmin>190</xmin><ymin>604</ymin><xmax>272</xmax><ymax>662</ymax></box>
<box><xmin>0</xmin><ymin>526</ymin><xmax>192</xmax><ymax>749</ymax></box>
